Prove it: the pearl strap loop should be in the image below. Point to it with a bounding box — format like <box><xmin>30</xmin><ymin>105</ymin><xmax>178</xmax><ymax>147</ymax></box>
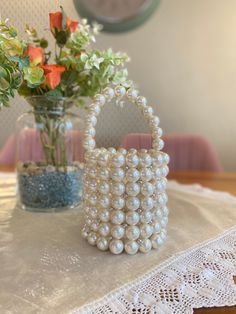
<box><xmin>83</xmin><ymin>86</ymin><xmax>163</xmax><ymax>151</ymax></box>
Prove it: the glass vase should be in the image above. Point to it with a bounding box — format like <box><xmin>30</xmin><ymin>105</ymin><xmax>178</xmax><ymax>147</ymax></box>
<box><xmin>16</xmin><ymin>96</ymin><xmax>85</xmax><ymax>212</ymax></box>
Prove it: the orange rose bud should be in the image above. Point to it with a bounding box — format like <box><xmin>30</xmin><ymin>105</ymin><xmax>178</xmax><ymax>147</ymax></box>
<box><xmin>23</xmin><ymin>45</ymin><xmax>44</xmax><ymax>66</ymax></box>
<box><xmin>41</xmin><ymin>64</ymin><xmax>65</xmax><ymax>89</ymax></box>
<box><xmin>49</xmin><ymin>12</ymin><xmax>63</xmax><ymax>32</ymax></box>
<box><xmin>66</xmin><ymin>17</ymin><xmax>78</xmax><ymax>33</ymax></box>
<box><xmin>49</xmin><ymin>11</ymin><xmax>78</xmax><ymax>33</ymax></box>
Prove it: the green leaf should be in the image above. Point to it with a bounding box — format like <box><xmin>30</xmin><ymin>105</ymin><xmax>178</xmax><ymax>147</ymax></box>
<box><xmin>56</xmin><ymin>30</ymin><xmax>68</xmax><ymax>47</ymax></box>
<box><xmin>39</xmin><ymin>38</ymin><xmax>48</xmax><ymax>48</ymax></box>
<box><xmin>45</xmin><ymin>88</ymin><xmax>63</xmax><ymax>98</ymax></box>
<box><xmin>60</xmin><ymin>6</ymin><xmax>67</xmax><ymax>30</ymax></box>
<box><xmin>0</xmin><ymin>77</ymin><xmax>10</xmax><ymax>91</ymax></box>
<box><xmin>18</xmin><ymin>56</ymin><xmax>29</xmax><ymax>70</ymax></box>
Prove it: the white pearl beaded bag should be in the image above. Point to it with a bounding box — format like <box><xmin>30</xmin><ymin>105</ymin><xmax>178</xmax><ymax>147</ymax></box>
<box><xmin>82</xmin><ymin>85</ymin><xmax>170</xmax><ymax>255</ymax></box>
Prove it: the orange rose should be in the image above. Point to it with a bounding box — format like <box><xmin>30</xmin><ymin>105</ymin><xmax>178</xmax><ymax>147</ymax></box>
<box><xmin>23</xmin><ymin>45</ymin><xmax>44</xmax><ymax>66</ymax></box>
<box><xmin>41</xmin><ymin>64</ymin><xmax>65</xmax><ymax>89</ymax></box>
<box><xmin>49</xmin><ymin>12</ymin><xmax>78</xmax><ymax>33</ymax></box>
<box><xmin>66</xmin><ymin>16</ymin><xmax>78</xmax><ymax>33</ymax></box>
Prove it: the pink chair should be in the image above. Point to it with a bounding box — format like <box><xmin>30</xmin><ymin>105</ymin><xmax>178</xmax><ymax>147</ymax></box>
<box><xmin>0</xmin><ymin>130</ymin><xmax>84</xmax><ymax>166</ymax></box>
<box><xmin>121</xmin><ymin>133</ymin><xmax>223</xmax><ymax>172</ymax></box>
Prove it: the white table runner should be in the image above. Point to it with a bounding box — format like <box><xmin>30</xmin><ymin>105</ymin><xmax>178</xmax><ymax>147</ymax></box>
<box><xmin>0</xmin><ymin>174</ymin><xmax>235</xmax><ymax>313</ymax></box>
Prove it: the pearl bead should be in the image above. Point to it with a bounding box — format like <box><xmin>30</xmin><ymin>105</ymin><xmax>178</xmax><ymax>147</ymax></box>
<box><xmin>156</xmin><ymin>179</ymin><xmax>166</xmax><ymax>192</ymax></box>
<box><xmin>149</xmin><ymin>116</ymin><xmax>160</xmax><ymax>127</ymax></box>
<box><xmin>126</xmin><ymin>153</ymin><xmax>139</xmax><ymax>167</ymax></box>
<box><xmin>84</xmin><ymin>127</ymin><xmax>96</xmax><ymax>137</ymax></box>
<box><xmin>89</xmin><ymin>104</ymin><xmax>101</xmax><ymax>116</ymax></box>
<box><xmin>111</xmin><ymin>225</ymin><xmax>125</xmax><ymax>239</ymax></box>
<box><xmin>109</xmin><ymin>239</ymin><xmax>124</xmax><ymax>254</ymax></box>
<box><xmin>161</xmin><ymin>216</ymin><xmax>168</xmax><ymax>227</ymax></box>
<box><xmin>161</xmin><ymin>229</ymin><xmax>167</xmax><ymax>240</ymax></box>
<box><xmin>86</xmin><ymin>115</ymin><xmax>97</xmax><ymax>127</ymax></box>
<box><xmin>126</xmin><ymin>211</ymin><xmax>140</xmax><ymax>225</ymax></box>
<box><xmin>111</xmin><ymin>182</ymin><xmax>125</xmax><ymax>195</ymax></box>
<box><xmin>94</xmin><ymin>94</ymin><xmax>106</xmax><ymax>106</ymax></box>
<box><xmin>152</xmin><ymin>167</ymin><xmax>162</xmax><ymax>179</ymax></box>
<box><xmin>154</xmin><ymin>127</ymin><xmax>163</xmax><ymax>137</ymax></box>
<box><xmin>111</xmin><ymin>168</ymin><xmax>125</xmax><ymax>182</ymax></box>
<box><xmin>157</xmin><ymin>193</ymin><xmax>168</xmax><ymax>206</ymax></box>
<box><xmin>87</xmin><ymin>232</ymin><xmax>97</xmax><ymax>246</ymax></box>
<box><xmin>143</xmin><ymin>106</ymin><xmax>153</xmax><ymax>117</ymax></box>
<box><xmin>126</xmin><ymin>182</ymin><xmax>140</xmax><ymax>196</ymax></box>
<box><xmin>111</xmin><ymin>210</ymin><xmax>125</xmax><ymax>224</ymax></box>
<box><xmin>97</xmin><ymin>237</ymin><xmax>109</xmax><ymax>251</ymax></box>
<box><xmin>98</xmin><ymin>168</ymin><xmax>109</xmax><ymax>180</ymax></box>
<box><xmin>153</xmin><ymin>221</ymin><xmax>162</xmax><ymax>233</ymax></box>
<box><xmin>99</xmin><ymin>195</ymin><xmax>110</xmax><ymax>208</ymax></box>
<box><xmin>86</xmin><ymin>178</ymin><xmax>97</xmax><ymax>191</ymax></box>
<box><xmin>91</xmin><ymin>221</ymin><xmax>99</xmax><ymax>232</ymax></box>
<box><xmin>126</xmin><ymin>226</ymin><xmax>140</xmax><ymax>240</ymax></box>
<box><xmin>141</xmin><ymin>197</ymin><xmax>154</xmax><ymax>211</ymax></box>
<box><xmin>111</xmin><ymin>153</ymin><xmax>125</xmax><ymax>167</ymax></box>
<box><xmin>88</xmin><ymin>194</ymin><xmax>97</xmax><ymax>206</ymax></box>
<box><xmin>153</xmin><ymin>208</ymin><xmax>163</xmax><ymax>219</ymax></box>
<box><xmin>125</xmin><ymin>241</ymin><xmax>139</xmax><ymax>255</ymax></box>
<box><xmin>108</xmin><ymin>147</ymin><xmax>116</xmax><ymax>153</ymax></box>
<box><xmin>126</xmin><ymin>88</ymin><xmax>139</xmax><ymax>101</ymax></box>
<box><xmin>85</xmin><ymin>217</ymin><xmax>92</xmax><ymax>226</ymax></box>
<box><xmin>140</xmin><ymin>211</ymin><xmax>153</xmax><ymax>223</ymax></box>
<box><xmin>118</xmin><ymin>148</ymin><xmax>127</xmax><ymax>155</ymax></box>
<box><xmin>112</xmin><ymin>196</ymin><xmax>125</xmax><ymax>210</ymax></box>
<box><xmin>140</xmin><ymin>168</ymin><xmax>152</xmax><ymax>181</ymax></box>
<box><xmin>88</xmin><ymin>207</ymin><xmax>98</xmax><ymax>219</ymax></box>
<box><xmin>98</xmin><ymin>181</ymin><xmax>110</xmax><ymax>194</ymax></box>
<box><xmin>98</xmin><ymin>152</ymin><xmax>109</xmax><ymax>166</ymax></box>
<box><xmin>152</xmin><ymin>153</ymin><xmax>164</xmax><ymax>166</ymax></box>
<box><xmin>81</xmin><ymin>226</ymin><xmax>90</xmax><ymax>239</ymax></box>
<box><xmin>139</xmin><ymin>153</ymin><xmax>152</xmax><ymax>167</ymax></box>
<box><xmin>86</xmin><ymin>167</ymin><xmax>97</xmax><ymax>178</ymax></box>
<box><xmin>115</xmin><ymin>85</ymin><xmax>126</xmax><ymax>97</ymax></box>
<box><xmin>83</xmin><ymin>137</ymin><xmax>96</xmax><ymax>150</ymax></box>
<box><xmin>140</xmin><ymin>224</ymin><xmax>154</xmax><ymax>238</ymax></box>
<box><xmin>161</xmin><ymin>166</ymin><xmax>169</xmax><ymax>177</ymax></box>
<box><xmin>85</xmin><ymin>151</ymin><xmax>97</xmax><ymax>163</ymax></box>
<box><xmin>153</xmin><ymin>139</ymin><xmax>164</xmax><ymax>150</ymax></box>
<box><xmin>126</xmin><ymin>197</ymin><xmax>140</xmax><ymax>211</ymax></box>
<box><xmin>136</xmin><ymin>96</ymin><xmax>147</xmax><ymax>107</ymax></box>
<box><xmin>98</xmin><ymin>223</ymin><xmax>110</xmax><ymax>237</ymax></box>
<box><xmin>103</xmin><ymin>87</ymin><xmax>115</xmax><ymax>100</ymax></box>
<box><xmin>99</xmin><ymin>209</ymin><xmax>110</xmax><ymax>222</ymax></box>
<box><xmin>141</xmin><ymin>182</ymin><xmax>154</xmax><ymax>196</ymax></box>
<box><xmin>139</xmin><ymin>239</ymin><xmax>152</xmax><ymax>253</ymax></box>
<box><xmin>126</xmin><ymin>168</ymin><xmax>140</xmax><ymax>182</ymax></box>
<box><xmin>151</xmin><ymin>234</ymin><xmax>164</xmax><ymax>248</ymax></box>
<box><xmin>163</xmin><ymin>153</ymin><xmax>170</xmax><ymax>164</ymax></box>
<box><xmin>162</xmin><ymin>206</ymin><xmax>170</xmax><ymax>216</ymax></box>
<box><xmin>129</xmin><ymin>148</ymin><xmax>137</xmax><ymax>154</ymax></box>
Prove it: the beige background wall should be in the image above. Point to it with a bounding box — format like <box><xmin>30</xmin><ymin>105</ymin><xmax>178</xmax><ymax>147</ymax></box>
<box><xmin>0</xmin><ymin>0</ymin><xmax>235</xmax><ymax>170</ymax></box>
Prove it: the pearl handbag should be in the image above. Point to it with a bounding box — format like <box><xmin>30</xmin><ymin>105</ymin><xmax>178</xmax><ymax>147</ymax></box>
<box><xmin>82</xmin><ymin>85</ymin><xmax>170</xmax><ymax>255</ymax></box>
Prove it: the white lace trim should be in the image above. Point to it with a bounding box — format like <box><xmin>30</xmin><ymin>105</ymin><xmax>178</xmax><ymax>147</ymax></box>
<box><xmin>74</xmin><ymin>227</ymin><xmax>236</xmax><ymax>314</ymax></box>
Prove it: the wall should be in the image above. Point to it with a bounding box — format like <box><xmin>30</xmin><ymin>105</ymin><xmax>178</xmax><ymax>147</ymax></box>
<box><xmin>0</xmin><ymin>0</ymin><xmax>236</xmax><ymax>170</ymax></box>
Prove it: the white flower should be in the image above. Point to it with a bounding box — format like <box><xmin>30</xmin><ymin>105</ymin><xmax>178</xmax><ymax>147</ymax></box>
<box><xmin>92</xmin><ymin>22</ymin><xmax>103</xmax><ymax>35</ymax></box>
<box><xmin>84</xmin><ymin>54</ymin><xmax>104</xmax><ymax>70</ymax></box>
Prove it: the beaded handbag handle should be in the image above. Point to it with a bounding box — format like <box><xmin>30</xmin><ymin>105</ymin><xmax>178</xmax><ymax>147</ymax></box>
<box><xmin>83</xmin><ymin>85</ymin><xmax>164</xmax><ymax>152</ymax></box>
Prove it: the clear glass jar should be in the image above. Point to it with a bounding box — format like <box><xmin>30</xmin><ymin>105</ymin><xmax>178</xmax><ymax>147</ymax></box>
<box><xmin>16</xmin><ymin>96</ymin><xmax>85</xmax><ymax>212</ymax></box>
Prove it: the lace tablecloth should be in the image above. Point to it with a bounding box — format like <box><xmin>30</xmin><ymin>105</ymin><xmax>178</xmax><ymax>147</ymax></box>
<box><xmin>0</xmin><ymin>174</ymin><xmax>235</xmax><ymax>314</ymax></box>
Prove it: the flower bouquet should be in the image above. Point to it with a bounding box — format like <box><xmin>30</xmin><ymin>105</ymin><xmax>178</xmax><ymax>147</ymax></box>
<box><xmin>0</xmin><ymin>7</ymin><xmax>131</xmax><ymax>211</ymax></box>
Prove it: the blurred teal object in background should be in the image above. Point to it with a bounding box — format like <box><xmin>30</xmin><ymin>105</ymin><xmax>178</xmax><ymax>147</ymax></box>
<box><xmin>73</xmin><ymin>0</ymin><xmax>160</xmax><ymax>33</ymax></box>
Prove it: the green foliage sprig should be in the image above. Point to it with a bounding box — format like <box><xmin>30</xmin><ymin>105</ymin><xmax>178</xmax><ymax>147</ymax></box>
<box><xmin>0</xmin><ymin>7</ymin><xmax>132</xmax><ymax>109</ymax></box>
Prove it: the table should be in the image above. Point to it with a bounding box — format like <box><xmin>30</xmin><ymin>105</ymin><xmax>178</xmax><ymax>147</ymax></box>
<box><xmin>0</xmin><ymin>168</ymin><xmax>235</xmax><ymax>313</ymax></box>
<box><xmin>168</xmin><ymin>171</ymin><xmax>236</xmax><ymax>196</ymax></box>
